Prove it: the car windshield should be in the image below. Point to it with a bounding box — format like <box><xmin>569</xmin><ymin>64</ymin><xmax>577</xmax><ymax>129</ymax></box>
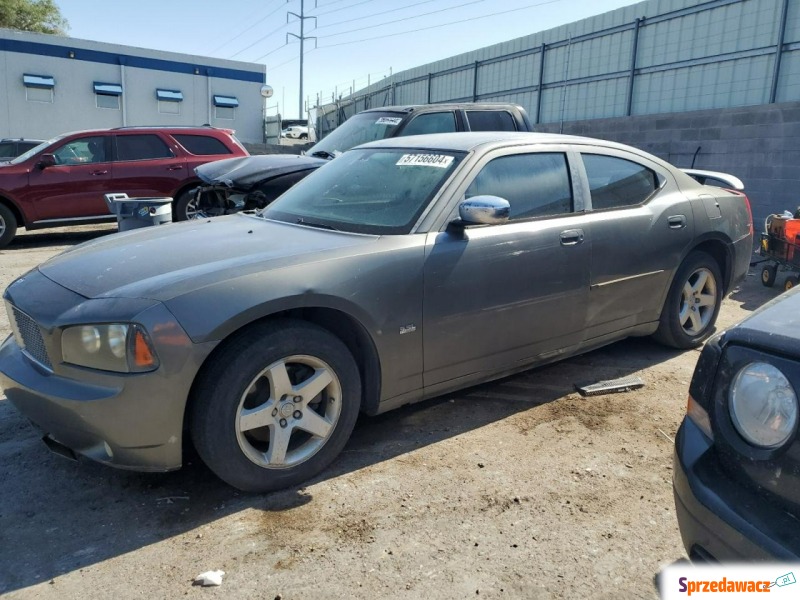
<box><xmin>262</xmin><ymin>147</ymin><xmax>464</xmax><ymax>235</ymax></box>
<box><xmin>307</xmin><ymin>111</ymin><xmax>404</xmax><ymax>157</ymax></box>
<box><xmin>8</xmin><ymin>135</ymin><xmax>64</xmax><ymax>164</ymax></box>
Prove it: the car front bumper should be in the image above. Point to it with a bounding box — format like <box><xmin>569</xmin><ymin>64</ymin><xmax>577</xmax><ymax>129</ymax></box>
<box><xmin>673</xmin><ymin>417</ymin><xmax>800</xmax><ymax>561</ymax></box>
<box><xmin>0</xmin><ymin>271</ymin><xmax>217</xmax><ymax>472</ymax></box>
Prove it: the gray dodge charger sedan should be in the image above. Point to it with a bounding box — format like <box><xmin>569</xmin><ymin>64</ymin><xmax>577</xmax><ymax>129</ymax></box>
<box><xmin>0</xmin><ymin>132</ymin><xmax>753</xmax><ymax>492</ymax></box>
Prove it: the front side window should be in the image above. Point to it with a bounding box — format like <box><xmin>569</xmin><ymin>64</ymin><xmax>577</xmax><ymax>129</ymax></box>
<box><xmin>115</xmin><ymin>134</ymin><xmax>173</xmax><ymax>161</ymax></box>
<box><xmin>465</xmin><ymin>153</ymin><xmax>573</xmax><ymax>220</ymax></box>
<box><xmin>52</xmin><ymin>136</ymin><xmax>108</xmax><ymax>165</ymax></box>
<box><xmin>263</xmin><ymin>148</ymin><xmax>464</xmax><ymax>234</ymax></box>
<box><xmin>400</xmin><ymin>112</ymin><xmax>457</xmax><ymax>136</ymax></box>
<box><xmin>583</xmin><ymin>154</ymin><xmax>658</xmax><ymax>210</ymax></box>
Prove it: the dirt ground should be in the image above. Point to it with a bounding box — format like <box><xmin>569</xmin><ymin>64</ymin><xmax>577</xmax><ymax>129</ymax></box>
<box><xmin>0</xmin><ymin>224</ymin><xmax>777</xmax><ymax>599</ymax></box>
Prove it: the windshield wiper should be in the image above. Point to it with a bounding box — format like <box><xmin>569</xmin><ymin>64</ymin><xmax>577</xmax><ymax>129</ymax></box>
<box><xmin>297</xmin><ymin>218</ymin><xmax>338</xmax><ymax>231</ymax></box>
<box><xmin>309</xmin><ymin>150</ymin><xmax>336</xmax><ymax>159</ymax></box>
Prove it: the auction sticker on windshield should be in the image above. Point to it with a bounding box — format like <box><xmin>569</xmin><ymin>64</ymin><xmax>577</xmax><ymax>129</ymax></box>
<box><xmin>659</xmin><ymin>564</ymin><xmax>798</xmax><ymax>598</ymax></box>
<box><xmin>396</xmin><ymin>154</ymin><xmax>454</xmax><ymax>168</ymax></box>
<box><xmin>376</xmin><ymin>117</ymin><xmax>403</xmax><ymax>125</ymax></box>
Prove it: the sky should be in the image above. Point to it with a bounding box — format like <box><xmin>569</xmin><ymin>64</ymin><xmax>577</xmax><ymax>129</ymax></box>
<box><xmin>55</xmin><ymin>0</ymin><xmax>638</xmax><ymax>119</ymax></box>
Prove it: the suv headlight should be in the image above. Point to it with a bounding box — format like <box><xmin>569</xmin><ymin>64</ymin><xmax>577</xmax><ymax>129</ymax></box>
<box><xmin>62</xmin><ymin>324</ymin><xmax>159</xmax><ymax>373</ymax></box>
<box><xmin>729</xmin><ymin>362</ymin><xmax>798</xmax><ymax>448</ymax></box>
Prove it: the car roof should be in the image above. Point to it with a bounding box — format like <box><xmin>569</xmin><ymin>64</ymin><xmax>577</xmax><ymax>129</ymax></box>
<box><xmin>360</xmin><ymin>103</ymin><xmax>525</xmax><ymax>115</ymax></box>
<box><xmin>355</xmin><ymin>131</ymin><xmax>631</xmax><ymax>153</ymax></box>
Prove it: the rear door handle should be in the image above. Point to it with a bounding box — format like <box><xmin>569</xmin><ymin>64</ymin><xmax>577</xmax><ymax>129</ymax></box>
<box><xmin>560</xmin><ymin>228</ymin><xmax>585</xmax><ymax>246</ymax></box>
<box><xmin>91</xmin><ymin>170</ymin><xmax>108</xmax><ymax>175</ymax></box>
<box><xmin>668</xmin><ymin>215</ymin><xmax>687</xmax><ymax>229</ymax></box>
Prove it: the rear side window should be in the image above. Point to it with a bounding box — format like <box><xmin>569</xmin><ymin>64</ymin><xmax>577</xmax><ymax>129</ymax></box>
<box><xmin>583</xmin><ymin>154</ymin><xmax>658</xmax><ymax>210</ymax></box>
<box><xmin>115</xmin><ymin>134</ymin><xmax>173</xmax><ymax>161</ymax></box>
<box><xmin>466</xmin><ymin>153</ymin><xmax>573</xmax><ymax>220</ymax></box>
<box><xmin>400</xmin><ymin>112</ymin><xmax>457</xmax><ymax>136</ymax></box>
<box><xmin>466</xmin><ymin>110</ymin><xmax>517</xmax><ymax>132</ymax></box>
<box><xmin>0</xmin><ymin>142</ymin><xmax>15</xmax><ymax>156</ymax></box>
<box><xmin>173</xmin><ymin>134</ymin><xmax>232</xmax><ymax>156</ymax></box>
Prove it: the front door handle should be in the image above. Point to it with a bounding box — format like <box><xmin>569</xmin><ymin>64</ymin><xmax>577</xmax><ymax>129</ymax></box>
<box><xmin>668</xmin><ymin>215</ymin><xmax>687</xmax><ymax>229</ymax></box>
<box><xmin>91</xmin><ymin>170</ymin><xmax>108</xmax><ymax>175</ymax></box>
<box><xmin>560</xmin><ymin>228</ymin><xmax>585</xmax><ymax>246</ymax></box>
<box><xmin>167</xmin><ymin>165</ymin><xmax>183</xmax><ymax>171</ymax></box>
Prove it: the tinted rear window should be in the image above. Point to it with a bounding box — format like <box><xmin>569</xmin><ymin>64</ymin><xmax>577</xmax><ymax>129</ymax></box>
<box><xmin>466</xmin><ymin>110</ymin><xmax>517</xmax><ymax>132</ymax></box>
<box><xmin>0</xmin><ymin>142</ymin><xmax>15</xmax><ymax>156</ymax></box>
<box><xmin>173</xmin><ymin>134</ymin><xmax>232</xmax><ymax>156</ymax></box>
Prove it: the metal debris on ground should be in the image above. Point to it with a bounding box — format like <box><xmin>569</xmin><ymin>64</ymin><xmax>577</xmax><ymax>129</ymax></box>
<box><xmin>575</xmin><ymin>376</ymin><xmax>645</xmax><ymax>397</ymax></box>
<box><xmin>193</xmin><ymin>570</ymin><xmax>225</xmax><ymax>587</ymax></box>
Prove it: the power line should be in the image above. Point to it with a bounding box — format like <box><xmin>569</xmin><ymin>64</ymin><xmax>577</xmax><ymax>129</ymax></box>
<box><xmin>311</xmin><ymin>0</ymin><xmax>374</xmax><ymax>17</ymax></box>
<box><xmin>210</xmin><ymin>0</ymin><xmax>291</xmax><ymax>56</ymax></box>
<box><xmin>315</xmin><ymin>0</ymin><xmax>439</xmax><ymax>31</ymax></box>
<box><xmin>317</xmin><ymin>0</ymin><xmax>488</xmax><ymax>39</ymax></box>
<box><xmin>320</xmin><ymin>0</ymin><xmax>563</xmax><ymax>48</ymax></box>
<box><xmin>229</xmin><ymin>20</ymin><xmax>290</xmax><ymax>59</ymax></box>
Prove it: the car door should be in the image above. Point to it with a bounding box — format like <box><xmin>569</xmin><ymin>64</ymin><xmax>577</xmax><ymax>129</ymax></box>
<box><xmin>23</xmin><ymin>135</ymin><xmax>112</xmax><ymax>221</ymax></box>
<box><xmin>111</xmin><ymin>133</ymin><xmax>186</xmax><ymax>198</ymax></box>
<box><xmin>422</xmin><ymin>148</ymin><xmax>591</xmax><ymax>390</ymax></box>
<box><xmin>575</xmin><ymin>148</ymin><xmax>695</xmax><ymax>340</ymax></box>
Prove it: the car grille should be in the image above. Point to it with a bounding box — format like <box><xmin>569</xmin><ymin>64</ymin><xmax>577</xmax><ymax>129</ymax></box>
<box><xmin>6</xmin><ymin>303</ymin><xmax>52</xmax><ymax>370</ymax></box>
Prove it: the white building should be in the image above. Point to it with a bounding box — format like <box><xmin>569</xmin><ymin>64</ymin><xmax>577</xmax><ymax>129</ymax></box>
<box><xmin>0</xmin><ymin>28</ymin><xmax>267</xmax><ymax>143</ymax></box>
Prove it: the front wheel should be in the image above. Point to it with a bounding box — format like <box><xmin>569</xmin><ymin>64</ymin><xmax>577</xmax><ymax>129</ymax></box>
<box><xmin>0</xmin><ymin>203</ymin><xmax>18</xmax><ymax>248</ymax></box>
<box><xmin>653</xmin><ymin>251</ymin><xmax>722</xmax><ymax>349</ymax></box>
<box><xmin>173</xmin><ymin>187</ymin><xmax>200</xmax><ymax>221</ymax></box>
<box><xmin>189</xmin><ymin>319</ymin><xmax>361</xmax><ymax>492</ymax></box>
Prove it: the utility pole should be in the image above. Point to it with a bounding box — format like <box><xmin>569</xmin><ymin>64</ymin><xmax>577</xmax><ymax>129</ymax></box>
<box><xmin>287</xmin><ymin>0</ymin><xmax>317</xmax><ymax>119</ymax></box>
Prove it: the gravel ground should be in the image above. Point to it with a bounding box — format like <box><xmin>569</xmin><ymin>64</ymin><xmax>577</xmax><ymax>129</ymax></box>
<box><xmin>0</xmin><ymin>224</ymin><xmax>776</xmax><ymax>599</ymax></box>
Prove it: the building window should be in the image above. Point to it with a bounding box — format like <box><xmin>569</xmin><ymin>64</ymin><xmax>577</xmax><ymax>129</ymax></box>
<box><xmin>213</xmin><ymin>95</ymin><xmax>238</xmax><ymax>120</ymax></box>
<box><xmin>156</xmin><ymin>89</ymin><xmax>183</xmax><ymax>115</ymax></box>
<box><xmin>23</xmin><ymin>74</ymin><xmax>54</xmax><ymax>103</ymax></box>
<box><xmin>94</xmin><ymin>82</ymin><xmax>122</xmax><ymax>110</ymax></box>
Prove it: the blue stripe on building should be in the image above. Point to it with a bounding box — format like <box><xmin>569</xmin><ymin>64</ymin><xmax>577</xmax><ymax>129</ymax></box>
<box><xmin>0</xmin><ymin>38</ymin><xmax>264</xmax><ymax>84</ymax></box>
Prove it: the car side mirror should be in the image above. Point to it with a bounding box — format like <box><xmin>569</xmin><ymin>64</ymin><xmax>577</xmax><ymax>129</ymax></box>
<box><xmin>37</xmin><ymin>154</ymin><xmax>56</xmax><ymax>169</ymax></box>
<box><xmin>456</xmin><ymin>195</ymin><xmax>510</xmax><ymax>225</ymax></box>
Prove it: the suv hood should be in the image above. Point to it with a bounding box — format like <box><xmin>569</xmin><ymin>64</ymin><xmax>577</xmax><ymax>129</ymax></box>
<box><xmin>195</xmin><ymin>154</ymin><xmax>326</xmax><ymax>189</ymax></box>
<box><xmin>39</xmin><ymin>215</ymin><xmax>377</xmax><ymax>301</ymax></box>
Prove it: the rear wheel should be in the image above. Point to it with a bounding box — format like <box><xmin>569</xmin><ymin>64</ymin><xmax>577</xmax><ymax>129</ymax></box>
<box><xmin>0</xmin><ymin>203</ymin><xmax>18</xmax><ymax>248</ymax></box>
<box><xmin>761</xmin><ymin>264</ymin><xmax>777</xmax><ymax>287</ymax></box>
<box><xmin>653</xmin><ymin>251</ymin><xmax>722</xmax><ymax>348</ymax></box>
<box><xmin>190</xmin><ymin>319</ymin><xmax>361</xmax><ymax>492</ymax></box>
<box><xmin>784</xmin><ymin>276</ymin><xmax>798</xmax><ymax>292</ymax></box>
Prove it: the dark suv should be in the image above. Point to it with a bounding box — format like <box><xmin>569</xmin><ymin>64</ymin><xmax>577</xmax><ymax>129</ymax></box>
<box><xmin>0</xmin><ymin>126</ymin><xmax>248</xmax><ymax>247</ymax></box>
<box><xmin>0</xmin><ymin>138</ymin><xmax>45</xmax><ymax>162</ymax></box>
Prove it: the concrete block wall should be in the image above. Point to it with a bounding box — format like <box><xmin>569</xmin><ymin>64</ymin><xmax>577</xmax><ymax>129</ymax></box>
<box><xmin>536</xmin><ymin>100</ymin><xmax>800</xmax><ymax>227</ymax></box>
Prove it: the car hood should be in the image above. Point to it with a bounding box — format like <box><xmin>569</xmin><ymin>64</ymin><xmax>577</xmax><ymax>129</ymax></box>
<box><xmin>722</xmin><ymin>287</ymin><xmax>800</xmax><ymax>358</ymax></box>
<box><xmin>195</xmin><ymin>154</ymin><xmax>326</xmax><ymax>189</ymax></box>
<box><xmin>38</xmin><ymin>215</ymin><xmax>378</xmax><ymax>301</ymax></box>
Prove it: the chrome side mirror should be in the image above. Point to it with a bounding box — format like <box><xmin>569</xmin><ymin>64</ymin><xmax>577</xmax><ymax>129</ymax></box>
<box><xmin>458</xmin><ymin>195</ymin><xmax>510</xmax><ymax>225</ymax></box>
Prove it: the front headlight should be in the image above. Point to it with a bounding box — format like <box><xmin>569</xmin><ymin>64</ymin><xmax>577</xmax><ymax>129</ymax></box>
<box><xmin>61</xmin><ymin>324</ymin><xmax>159</xmax><ymax>373</ymax></box>
<box><xmin>729</xmin><ymin>362</ymin><xmax>798</xmax><ymax>448</ymax></box>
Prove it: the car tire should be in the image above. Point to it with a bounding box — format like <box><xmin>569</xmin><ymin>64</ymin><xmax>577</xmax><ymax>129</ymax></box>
<box><xmin>189</xmin><ymin>319</ymin><xmax>361</xmax><ymax>493</ymax></box>
<box><xmin>653</xmin><ymin>250</ymin><xmax>723</xmax><ymax>349</ymax></box>
<box><xmin>761</xmin><ymin>264</ymin><xmax>777</xmax><ymax>287</ymax></box>
<box><xmin>173</xmin><ymin>187</ymin><xmax>200</xmax><ymax>221</ymax></box>
<box><xmin>784</xmin><ymin>276</ymin><xmax>798</xmax><ymax>292</ymax></box>
<box><xmin>300</xmin><ymin>133</ymin><xmax>308</xmax><ymax>140</ymax></box>
<box><xmin>0</xmin><ymin>203</ymin><xmax>18</xmax><ymax>248</ymax></box>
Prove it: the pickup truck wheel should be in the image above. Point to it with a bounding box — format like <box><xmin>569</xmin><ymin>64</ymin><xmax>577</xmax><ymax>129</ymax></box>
<box><xmin>653</xmin><ymin>251</ymin><xmax>722</xmax><ymax>349</ymax></box>
<box><xmin>784</xmin><ymin>276</ymin><xmax>798</xmax><ymax>292</ymax></box>
<box><xmin>190</xmin><ymin>320</ymin><xmax>361</xmax><ymax>493</ymax></box>
<box><xmin>174</xmin><ymin>188</ymin><xmax>200</xmax><ymax>221</ymax></box>
<box><xmin>0</xmin><ymin>204</ymin><xmax>18</xmax><ymax>248</ymax></box>
<box><xmin>761</xmin><ymin>264</ymin><xmax>777</xmax><ymax>287</ymax></box>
